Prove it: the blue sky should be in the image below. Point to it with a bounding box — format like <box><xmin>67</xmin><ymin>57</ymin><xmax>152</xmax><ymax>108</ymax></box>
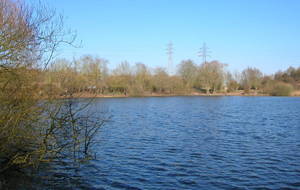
<box><xmin>32</xmin><ymin>0</ymin><xmax>300</xmax><ymax>74</ymax></box>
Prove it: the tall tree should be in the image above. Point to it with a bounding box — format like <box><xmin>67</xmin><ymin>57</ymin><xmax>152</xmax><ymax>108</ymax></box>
<box><xmin>197</xmin><ymin>61</ymin><xmax>226</xmax><ymax>94</ymax></box>
<box><xmin>152</xmin><ymin>67</ymin><xmax>170</xmax><ymax>93</ymax></box>
<box><xmin>177</xmin><ymin>60</ymin><xmax>197</xmax><ymax>89</ymax></box>
<box><xmin>241</xmin><ymin>67</ymin><xmax>263</xmax><ymax>91</ymax></box>
<box><xmin>134</xmin><ymin>63</ymin><xmax>151</xmax><ymax>92</ymax></box>
<box><xmin>78</xmin><ymin>55</ymin><xmax>108</xmax><ymax>93</ymax></box>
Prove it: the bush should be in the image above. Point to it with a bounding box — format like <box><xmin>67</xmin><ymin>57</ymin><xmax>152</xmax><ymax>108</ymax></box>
<box><xmin>270</xmin><ymin>82</ymin><xmax>293</xmax><ymax>96</ymax></box>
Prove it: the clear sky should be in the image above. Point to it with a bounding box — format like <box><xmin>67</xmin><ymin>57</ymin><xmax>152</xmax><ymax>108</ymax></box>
<box><xmin>31</xmin><ymin>0</ymin><xmax>300</xmax><ymax>74</ymax></box>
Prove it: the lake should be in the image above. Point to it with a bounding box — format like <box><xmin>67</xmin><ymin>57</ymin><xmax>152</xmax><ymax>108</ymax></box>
<box><xmin>5</xmin><ymin>96</ymin><xmax>300</xmax><ymax>189</ymax></box>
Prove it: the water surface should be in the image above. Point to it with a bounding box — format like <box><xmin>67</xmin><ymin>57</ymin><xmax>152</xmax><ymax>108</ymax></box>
<box><xmin>6</xmin><ymin>97</ymin><xmax>300</xmax><ymax>189</ymax></box>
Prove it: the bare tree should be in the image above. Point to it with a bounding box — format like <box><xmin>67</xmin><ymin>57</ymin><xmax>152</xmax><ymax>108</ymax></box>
<box><xmin>241</xmin><ymin>67</ymin><xmax>263</xmax><ymax>92</ymax></box>
<box><xmin>177</xmin><ymin>60</ymin><xmax>197</xmax><ymax>89</ymax></box>
<box><xmin>78</xmin><ymin>55</ymin><xmax>108</xmax><ymax>93</ymax></box>
<box><xmin>197</xmin><ymin>61</ymin><xmax>226</xmax><ymax>94</ymax></box>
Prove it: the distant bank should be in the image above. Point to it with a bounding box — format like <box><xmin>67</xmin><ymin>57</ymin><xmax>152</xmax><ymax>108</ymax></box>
<box><xmin>60</xmin><ymin>90</ymin><xmax>300</xmax><ymax>99</ymax></box>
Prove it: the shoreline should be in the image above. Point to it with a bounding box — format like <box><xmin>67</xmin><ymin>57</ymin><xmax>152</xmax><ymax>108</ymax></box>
<box><xmin>59</xmin><ymin>91</ymin><xmax>300</xmax><ymax>99</ymax></box>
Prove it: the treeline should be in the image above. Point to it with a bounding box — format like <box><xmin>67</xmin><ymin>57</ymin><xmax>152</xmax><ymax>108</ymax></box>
<box><xmin>41</xmin><ymin>56</ymin><xmax>300</xmax><ymax>97</ymax></box>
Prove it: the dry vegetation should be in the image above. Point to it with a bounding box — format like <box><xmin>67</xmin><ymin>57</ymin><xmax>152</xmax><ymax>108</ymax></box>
<box><xmin>42</xmin><ymin>57</ymin><xmax>300</xmax><ymax>98</ymax></box>
<box><xmin>0</xmin><ymin>0</ymin><xmax>106</xmax><ymax>176</ymax></box>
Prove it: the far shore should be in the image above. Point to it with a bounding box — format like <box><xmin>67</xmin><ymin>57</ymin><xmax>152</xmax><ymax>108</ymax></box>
<box><xmin>58</xmin><ymin>90</ymin><xmax>300</xmax><ymax>99</ymax></box>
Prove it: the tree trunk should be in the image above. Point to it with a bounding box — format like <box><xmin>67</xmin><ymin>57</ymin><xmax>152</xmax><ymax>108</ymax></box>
<box><xmin>206</xmin><ymin>87</ymin><xmax>210</xmax><ymax>94</ymax></box>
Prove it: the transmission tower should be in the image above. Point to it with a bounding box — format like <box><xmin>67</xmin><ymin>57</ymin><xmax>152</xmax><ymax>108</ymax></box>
<box><xmin>166</xmin><ymin>42</ymin><xmax>173</xmax><ymax>75</ymax></box>
<box><xmin>198</xmin><ymin>43</ymin><xmax>211</xmax><ymax>64</ymax></box>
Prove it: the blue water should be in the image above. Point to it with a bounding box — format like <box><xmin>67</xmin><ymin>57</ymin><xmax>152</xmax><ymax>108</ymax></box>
<box><xmin>7</xmin><ymin>97</ymin><xmax>300</xmax><ymax>189</ymax></box>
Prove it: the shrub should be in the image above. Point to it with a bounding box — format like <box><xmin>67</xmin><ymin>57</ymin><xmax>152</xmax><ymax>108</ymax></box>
<box><xmin>270</xmin><ymin>82</ymin><xmax>293</xmax><ymax>96</ymax></box>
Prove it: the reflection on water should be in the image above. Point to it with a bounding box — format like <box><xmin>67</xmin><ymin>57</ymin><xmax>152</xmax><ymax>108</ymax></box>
<box><xmin>3</xmin><ymin>97</ymin><xmax>300</xmax><ymax>189</ymax></box>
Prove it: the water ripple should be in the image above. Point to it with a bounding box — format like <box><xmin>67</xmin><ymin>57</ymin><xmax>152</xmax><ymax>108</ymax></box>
<box><xmin>5</xmin><ymin>97</ymin><xmax>300</xmax><ymax>190</ymax></box>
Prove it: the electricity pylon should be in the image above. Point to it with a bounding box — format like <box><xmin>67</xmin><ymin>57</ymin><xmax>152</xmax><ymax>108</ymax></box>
<box><xmin>198</xmin><ymin>43</ymin><xmax>211</xmax><ymax>64</ymax></box>
<box><xmin>166</xmin><ymin>42</ymin><xmax>173</xmax><ymax>75</ymax></box>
